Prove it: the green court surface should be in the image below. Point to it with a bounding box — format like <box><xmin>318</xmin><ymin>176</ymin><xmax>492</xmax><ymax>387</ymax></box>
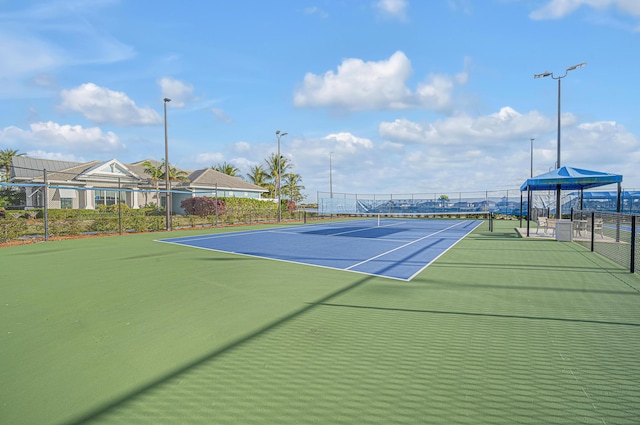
<box><xmin>1</xmin><ymin>220</ymin><xmax>639</xmax><ymax>424</ymax></box>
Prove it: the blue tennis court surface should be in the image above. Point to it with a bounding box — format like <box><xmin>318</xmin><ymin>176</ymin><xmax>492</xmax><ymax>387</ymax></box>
<box><xmin>157</xmin><ymin>218</ymin><xmax>483</xmax><ymax>281</ymax></box>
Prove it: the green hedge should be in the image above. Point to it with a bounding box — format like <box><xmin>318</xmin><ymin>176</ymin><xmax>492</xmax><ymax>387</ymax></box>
<box><xmin>0</xmin><ymin>198</ymin><xmax>317</xmax><ymax>243</ymax></box>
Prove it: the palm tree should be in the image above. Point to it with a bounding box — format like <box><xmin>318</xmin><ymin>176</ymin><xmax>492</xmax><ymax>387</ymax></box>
<box><xmin>0</xmin><ymin>149</ymin><xmax>25</xmax><ymax>181</ymax></box>
<box><xmin>282</xmin><ymin>173</ymin><xmax>305</xmax><ymax>203</ymax></box>
<box><xmin>141</xmin><ymin>160</ymin><xmax>189</xmax><ymax>208</ymax></box>
<box><xmin>246</xmin><ymin>165</ymin><xmax>269</xmax><ymax>197</ymax></box>
<box><xmin>212</xmin><ymin>161</ymin><xmax>240</xmax><ymax>177</ymax></box>
<box><xmin>265</xmin><ymin>152</ymin><xmax>292</xmax><ymax>199</ymax></box>
<box><xmin>141</xmin><ymin>160</ymin><xmax>164</xmax><ymax>208</ymax></box>
<box><xmin>166</xmin><ymin>163</ymin><xmax>190</xmax><ymax>183</ymax></box>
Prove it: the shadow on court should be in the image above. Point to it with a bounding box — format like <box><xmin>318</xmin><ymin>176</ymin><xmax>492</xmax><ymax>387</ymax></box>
<box><xmin>12</xmin><ymin>220</ymin><xmax>639</xmax><ymax>424</ymax></box>
<box><xmin>311</xmin><ymin>302</ymin><xmax>640</xmax><ymax>328</ymax></box>
<box><xmin>63</xmin><ymin>228</ymin><xmax>472</xmax><ymax>423</ymax></box>
<box><xmin>62</xmin><ymin>273</ymin><xmax>378</xmax><ymax>425</ymax></box>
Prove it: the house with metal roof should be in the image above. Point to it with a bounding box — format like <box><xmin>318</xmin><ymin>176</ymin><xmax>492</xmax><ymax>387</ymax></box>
<box><xmin>9</xmin><ymin>156</ymin><xmax>267</xmax><ymax>213</ymax></box>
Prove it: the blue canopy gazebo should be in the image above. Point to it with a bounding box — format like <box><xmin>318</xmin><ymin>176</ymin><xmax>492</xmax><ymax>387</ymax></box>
<box><xmin>520</xmin><ymin>166</ymin><xmax>623</xmax><ymax>236</ymax></box>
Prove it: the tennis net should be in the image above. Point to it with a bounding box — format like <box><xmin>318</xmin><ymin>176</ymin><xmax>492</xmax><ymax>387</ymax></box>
<box><xmin>328</xmin><ymin>211</ymin><xmax>493</xmax><ymax>230</ymax></box>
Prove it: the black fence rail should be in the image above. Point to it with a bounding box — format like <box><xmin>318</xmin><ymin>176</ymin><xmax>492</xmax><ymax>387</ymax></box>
<box><xmin>0</xmin><ymin>207</ymin><xmax>316</xmax><ymax>245</ymax></box>
<box><xmin>0</xmin><ymin>206</ymin><xmax>315</xmax><ymax>243</ymax></box>
<box><xmin>0</xmin><ymin>181</ymin><xmax>316</xmax><ymax>244</ymax></box>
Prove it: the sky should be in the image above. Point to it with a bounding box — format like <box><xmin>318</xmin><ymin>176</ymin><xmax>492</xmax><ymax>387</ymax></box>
<box><xmin>1</xmin><ymin>0</ymin><xmax>639</xmax><ymax>202</ymax></box>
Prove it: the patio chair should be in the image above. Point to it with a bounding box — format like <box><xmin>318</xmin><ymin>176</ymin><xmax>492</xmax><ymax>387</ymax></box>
<box><xmin>573</xmin><ymin>219</ymin><xmax>588</xmax><ymax>237</ymax></box>
<box><xmin>545</xmin><ymin>218</ymin><xmax>556</xmax><ymax>236</ymax></box>
<box><xmin>535</xmin><ymin>216</ymin><xmax>547</xmax><ymax>234</ymax></box>
<box><xmin>593</xmin><ymin>218</ymin><xmax>604</xmax><ymax>238</ymax></box>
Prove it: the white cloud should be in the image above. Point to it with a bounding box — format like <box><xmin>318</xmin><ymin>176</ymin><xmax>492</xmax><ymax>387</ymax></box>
<box><xmin>304</xmin><ymin>6</ymin><xmax>329</xmax><ymax>18</ymax></box>
<box><xmin>28</xmin><ymin>73</ymin><xmax>58</xmax><ymax>90</ymax></box>
<box><xmin>294</xmin><ymin>51</ymin><xmax>466</xmax><ymax>112</ymax></box>
<box><xmin>531</xmin><ymin>0</ymin><xmax>640</xmax><ymax>20</ymax></box>
<box><xmin>380</xmin><ymin>107</ymin><xmax>554</xmax><ymax>146</ymax></box>
<box><xmin>0</xmin><ymin>121</ymin><xmax>124</xmax><ymax>154</ymax></box>
<box><xmin>227</xmin><ymin>157</ymin><xmax>254</xmax><ymax>173</ymax></box>
<box><xmin>379</xmin><ymin>118</ymin><xmax>437</xmax><ymax>144</ymax></box>
<box><xmin>570</xmin><ymin>121</ymin><xmax>639</xmax><ymax>161</ymax></box>
<box><xmin>0</xmin><ymin>33</ymin><xmax>61</xmax><ymax>79</ymax></box>
<box><xmin>448</xmin><ymin>0</ymin><xmax>472</xmax><ymax>14</ymax></box>
<box><xmin>234</xmin><ymin>141</ymin><xmax>251</xmax><ymax>152</ymax></box>
<box><xmin>347</xmin><ymin>108</ymin><xmax>638</xmax><ymax>193</ymax></box>
<box><xmin>194</xmin><ymin>152</ymin><xmax>225</xmax><ymax>166</ymax></box>
<box><xmin>324</xmin><ymin>132</ymin><xmax>374</xmax><ymax>153</ymax></box>
<box><xmin>415</xmin><ymin>74</ymin><xmax>457</xmax><ymax>111</ymax></box>
<box><xmin>158</xmin><ymin>77</ymin><xmax>195</xmax><ymax>108</ymax></box>
<box><xmin>374</xmin><ymin>0</ymin><xmax>408</xmax><ymax>20</ymax></box>
<box><xmin>196</xmin><ymin>110</ymin><xmax>640</xmax><ymax>199</ymax></box>
<box><xmin>212</xmin><ymin>108</ymin><xmax>233</xmax><ymax>123</ymax></box>
<box><xmin>59</xmin><ymin>83</ymin><xmax>161</xmax><ymax>126</ymax></box>
<box><xmin>24</xmin><ymin>150</ymin><xmax>87</xmax><ymax>163</ymax></box>
<box><xmin>0</xmin><ymin>1</ymin><xmax>134</xmax><ymax>92</ymax></box>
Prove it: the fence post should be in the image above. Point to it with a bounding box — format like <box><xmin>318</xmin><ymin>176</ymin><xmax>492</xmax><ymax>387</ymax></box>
<box><xmin>118</xmin><ymin>177</ymin><xmax>123</xmax><ymax>235</ymax></box>
<box><xmin>519</xmin><ymin>192</ymin><xmax>523</xmax><ymax>228</ymax></box>
<box><xmin>215</xmin><ymin>183</ymin><xmax>218</xmax><ymax>227</ymax></box>
<box><xmin>43</xmin><ymin>169</ymin><xmax>49</xmax><ymax>241</ymax></box>
<box><xmin>631</xmin><ymin>216</ymin><xmax>636</xmax><ymax>274</ymax></box>
<box><xmin>590</xmin><ymin>212</ymin><xmax>595</xmax><ymax>252</ymax></box>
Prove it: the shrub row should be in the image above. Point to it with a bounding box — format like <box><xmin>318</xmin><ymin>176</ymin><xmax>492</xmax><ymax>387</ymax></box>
<box><xmin>0</xmin><ymin>197</ymin><xmax>312</xmax><ymax>242</ymax></box>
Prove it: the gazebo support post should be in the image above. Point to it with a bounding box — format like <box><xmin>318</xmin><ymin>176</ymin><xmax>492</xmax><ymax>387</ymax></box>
<box><xmin>526</xmin><ymin>186</ymin><xmax>531</xmax><ymax>237</ymax></box>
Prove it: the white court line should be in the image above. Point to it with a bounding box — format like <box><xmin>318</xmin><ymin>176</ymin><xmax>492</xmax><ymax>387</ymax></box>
<box><xmin>325</xmin><ymin>221</ymin><xmax>398</xmax><ymax>237</ymax></box>
<box><xmin>405</xmin><ymin>220</ymin><xmax>483</xmax><ymax>281</ymax></box>
<box><xmin>157</xmin><ymin>219</ymin><xmax>482</xmax><ymax>281</ymax></box>
<box><xmin>345</xmin><ymin>220</ymin><xmax>469</xmax><ymax>271</ymax></box>
<box><xmin>156</xmin><ymin>222</ymin><xmax>322</xmax><ymax>243</ymax></box>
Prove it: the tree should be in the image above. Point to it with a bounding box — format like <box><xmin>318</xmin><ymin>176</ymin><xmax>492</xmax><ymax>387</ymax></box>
<box><xmin>141</xmin><ymin>159</ymin><xmax>189</xmax><ymax>208</ymax></box>
<box><xmin>212</xmin><ymin>161</ymin><xmax>240</xmax><ymax>177</ymax></box>
<box><xmin>246</xmin><ymin>165</ymin><xmax>270</xmax><ymax>198</ymax></box>
<box><xmin>141</xmin><ymin>160</ymin><xmax>164</xmax><ymax>209</ymax></box>
<box><xmin>265</xmin><ymin>153</ymin><xmax>292</xmax><ymax>199</ymax></box>
<box><xmin>165</xmin><ymin>162</ymin><xmax>190</xmax><ymax>183</ymax></box>
<box><xmin>0</xmin><ymin>149</ymin><xmax>25</xmax><ymax>181</ymax></box>
<box><xmin>246</xmin><ymin>164</ymin><xmax>267</xmax><ymax>186</ymax></box>
<box><xmin>281</xmin><ymin>172</ymin><xmax>306</xmax><ymax>204</ymax></box>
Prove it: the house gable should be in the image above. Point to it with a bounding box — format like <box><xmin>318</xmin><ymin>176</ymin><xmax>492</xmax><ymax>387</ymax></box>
<box><xmin>76</xmin><ymin>159</ymin><xmax>142</xmax><ymax>183</ymax></box>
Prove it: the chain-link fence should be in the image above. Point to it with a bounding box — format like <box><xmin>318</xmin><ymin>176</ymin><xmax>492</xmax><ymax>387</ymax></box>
<box><xmin>572</xmin><ymin>210</ymin><xmax>638</xmax><ymax>274</ymax></box>
<box><xmin>318</xmin><ymin>190</ymin><xmax>524</xmax><ymax>216</ymax></box>
<box><xmin>0</xmin><ymin>183</ymin><xmax>314</xmax><ymax>244</ymax></box>
<box><xmin>318</xmin><ymin>188</ymin><xmax>640</xmax><ymax>217</ymax></box>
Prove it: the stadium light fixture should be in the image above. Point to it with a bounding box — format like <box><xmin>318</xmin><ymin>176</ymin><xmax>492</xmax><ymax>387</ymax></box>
<box><xmin>164</xmin><ymin>97</ymin><xmax>171</xmax><ymax>231</ymax></box>
<box><xmin>534</xmin><ymin>62</ymin><xmax>586</xmax><ymax>218</ymax></box>
<box><xmin>276</xmin><ymin>130</ymin><xmax>288</xmax><ymax>223</ymax></box>
<box><xmin>534</xmin><ymin>71</ymin><xmax>552</xmax><ymax>79</ymax></box>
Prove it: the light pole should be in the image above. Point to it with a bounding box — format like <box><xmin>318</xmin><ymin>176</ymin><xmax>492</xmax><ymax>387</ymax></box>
<box><xmin>163</xmin><ymin>97</ymin><xmax>171</xmax><ymax>231</ymax></box>
<box><xmin>275</xmin><ymin>130</ymin><xmax>287</xmax><ymax>223</ymax></box>
<box><xmin>534</xmin><ymin>62</ymin><xmax>586</xmax><ymax>218</ymax></box>
<box><xmin>530</xmin><ymin>138</ymin><xmax>535</xmax><ymax>178</ymax></box>
<box><xmin>528</xmin><ymin>138</ymin><xmax>535</xmax><ymax>234</ymax></box>
<box><xmin>329</xmin><ymin>152</ymin><xmax>333</xmax><ymax>199</ymax></box>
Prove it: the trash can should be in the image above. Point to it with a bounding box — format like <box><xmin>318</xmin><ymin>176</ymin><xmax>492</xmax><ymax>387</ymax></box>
<box><xmin>556</xmin><ymin>220</ymin><xmax>573</xmax><ymax>242</ymax></box>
